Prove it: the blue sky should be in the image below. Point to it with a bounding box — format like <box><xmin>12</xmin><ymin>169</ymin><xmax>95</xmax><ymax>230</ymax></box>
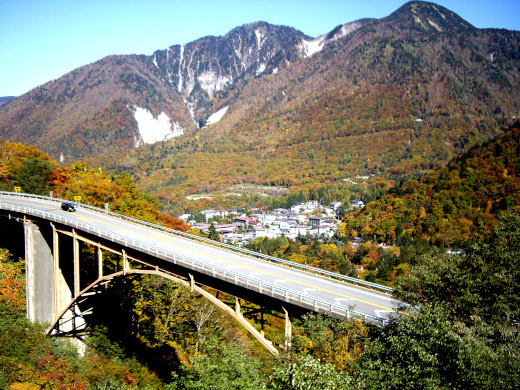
<box><xmin>1</xmin><ymin>0</ymin><xmax>519</xmax><ymax>97</ymax></box>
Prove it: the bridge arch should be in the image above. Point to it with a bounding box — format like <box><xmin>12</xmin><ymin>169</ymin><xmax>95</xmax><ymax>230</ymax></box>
<box><xmin>48</xmin><ymin>256</ymin><xmax>283</xmax><ymax>356</ymax></box>
<box><xmin>18</xmin><ymin>217</ymin><xmax>285</xmax><ymax>356</ymax></box>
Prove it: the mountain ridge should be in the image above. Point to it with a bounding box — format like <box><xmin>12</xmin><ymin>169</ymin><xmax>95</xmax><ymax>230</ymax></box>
<box><xmin>0</xmin><ymin>1</ymin><xmax>519</xmax><ymax>213</ymax></box>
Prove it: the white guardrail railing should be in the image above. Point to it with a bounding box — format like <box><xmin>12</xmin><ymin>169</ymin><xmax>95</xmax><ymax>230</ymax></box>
<box><xmin>0</xmin><ymin>192</ymin><xmax>393</xmax><ymax>326</ymax></box>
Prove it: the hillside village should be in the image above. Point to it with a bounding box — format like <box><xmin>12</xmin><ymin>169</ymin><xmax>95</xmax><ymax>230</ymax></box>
<box><xmin>180</xmin><ymin>199</ymin><xmax>365</xmax><ymax>245</ymax></box>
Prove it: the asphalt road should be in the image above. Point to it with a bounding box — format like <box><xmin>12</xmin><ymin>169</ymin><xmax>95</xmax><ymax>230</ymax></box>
<box><xmin>0</xmin><ymin>194</ymin><xmax>403</xmax><ymax>321</ymax></box>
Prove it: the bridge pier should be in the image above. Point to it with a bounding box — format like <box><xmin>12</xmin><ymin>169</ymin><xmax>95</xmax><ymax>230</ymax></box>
<box><xmin>24</xmin><ymin>220</ymin><xmax>56</xmax><ymax>325</ymax></box>
<box><xmin>51</xmin><ymin>224</ymin><xmax>71</xmax><ymax>326</ymax></box>
<box><xmin>24</xmin><ymin>220</ymin><xmax>75</xmax><ymax>331</ymax></box>
<box><xmin>282</xmin><ymin>307</ymin><xmax>292</xmax><ymax>350</ymax></box>
<box><xmin>73</xmin><ymin>229</ymin><xmax>80</xmax><ymax>297</ymax></box>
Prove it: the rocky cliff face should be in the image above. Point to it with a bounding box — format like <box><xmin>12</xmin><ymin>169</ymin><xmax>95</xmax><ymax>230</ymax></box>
<box><xmin>0</xmin><ymin>20</ymin><xmax>356</xmax><ymax>161</ymax></box>
<box><xmin>150</xmin><ymin>20</ymin><xmax>367</xmax><ymax>123</ymax></box>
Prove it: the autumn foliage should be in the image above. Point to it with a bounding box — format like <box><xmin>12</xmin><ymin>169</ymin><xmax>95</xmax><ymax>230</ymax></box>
<box><xmin>343</xmin><ymin>124</ymin><xmax>520</xmax><ymax>246</ymax></box>
<box><xmin>0</xmin><ymin>141</ymin><xmax>189</xmax><ymax>232</ymax></box>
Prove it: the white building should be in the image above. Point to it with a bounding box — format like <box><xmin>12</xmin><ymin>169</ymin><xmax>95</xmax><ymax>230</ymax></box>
<box><xmin>329</xmin><ymin>201</ymin><xmax>342</xmax><ymax>210</ymax></box>
<box><xmin>253</xmin><ymin>227</ymin><xmax>279</xmax><ymax>239</ymax></box>
<box><xmin>349</xmin><ymin>200</ymin><xmax>365</xmax><ymax>209</ymax></box>
<box><xmin>200</xmin><ymin>209</ymin><xmax>223</xmax><ymax>221</ymax></box>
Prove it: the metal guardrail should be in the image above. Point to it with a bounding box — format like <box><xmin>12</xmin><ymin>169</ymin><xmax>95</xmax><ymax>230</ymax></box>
<box><xmin>0</xmin><ymin>192</ymin><xmax>394</xmax><ymax>325</ymax></box>
<box><xmin>0</xmin><ymin>191</ymin><xmax>393</xmax><ymax>294</ymax></box>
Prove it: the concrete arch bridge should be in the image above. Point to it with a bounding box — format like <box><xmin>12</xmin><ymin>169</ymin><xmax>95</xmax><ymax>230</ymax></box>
<box><xmin>0</xmin><ymin>192</ymin><xmax>401</xmax><ymax>355</ymax></box>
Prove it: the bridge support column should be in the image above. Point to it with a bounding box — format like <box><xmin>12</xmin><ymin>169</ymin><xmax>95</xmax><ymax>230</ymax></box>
<box><xmin>73</xmin><ymin>229</ymin><xmax>80</xmax><ymax>297</ymax></box>
<box><xmin>25</xmin><ymin>220</ymin><xmax>78</xmax><ymax>334</ymax></box>
<box><xmin>51</xmin><ymin>224</ymin><xmax>70</xmax><ymax>324</ymax></box>
<box><xmin>24</xmin><ymin>220</ymin><xmax>56</xmax><ymax>325</ymax></box>
<box><xmin>235</xmin><ymin>297</ymin><xmax>241</xmax><ymax>316</ymax></box>
<box><xmin>122</xmin><ymin>249</ymin><xmax>128</xmax><ymax>275</ymax></box>
<box><xmin>282</xmin><ymin>307</ymin><xmax>292</xmax><ymax>350</ymax></box>
<box><xmin>98</xmin><ymin>245</ymin><xmax>103</xmax><ymax>278</ymax></box>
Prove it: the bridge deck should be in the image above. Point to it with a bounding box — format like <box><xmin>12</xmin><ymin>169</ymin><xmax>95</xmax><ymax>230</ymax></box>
<box><xmin>0</xmin><ymin>193</ymin><xmax>402</xmax><ymax>324</ymax></box>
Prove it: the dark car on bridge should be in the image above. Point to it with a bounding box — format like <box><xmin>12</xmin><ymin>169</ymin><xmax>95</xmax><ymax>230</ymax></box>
<box><xmin>61</xmin><ymin>202</ymin><xmax>76</xmax><ymax>212</ymax></box>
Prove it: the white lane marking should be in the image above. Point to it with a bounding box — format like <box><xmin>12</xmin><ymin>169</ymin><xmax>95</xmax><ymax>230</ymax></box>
<box><xmin>334</xmin><ymin>297</ymin><xmax>353</xmax><ymax>303</ymax></box>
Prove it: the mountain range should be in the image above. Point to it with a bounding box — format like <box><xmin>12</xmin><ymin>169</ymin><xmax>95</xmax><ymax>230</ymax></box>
<box><xmin>1</xmin><ymin>1</ymin><xmax>519</xmax><ymax>212</ymax></box>
<box><xmin>0</xmin><ymin>97</ymin><xmax>14</xmax><ymax>105</ymax></box>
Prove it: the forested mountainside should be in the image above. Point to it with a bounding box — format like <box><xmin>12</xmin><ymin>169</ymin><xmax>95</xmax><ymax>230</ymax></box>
<box><xmin>342</xmin><ymin>123</ymin><xmax>520</xmax><ymax>247</ymax></box>
<box><xmin>0</xmin><ymin>141</ymin><xmax>188</xmax><ymax>232</ymax></box>
<box><xmin>1</xmin><ymin>1</ymin><xmax>519</xmax><ymax>210</ymax></box>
